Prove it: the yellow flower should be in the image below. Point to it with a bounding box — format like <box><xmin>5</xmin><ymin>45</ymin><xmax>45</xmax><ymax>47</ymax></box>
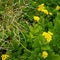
<box><xmin>38</xmin><ymin>3</ymin><xmax>44</xmax><ymax>7</ymax></box>
<box><xmin>49</xmin><ymin>12</ymin><xmax>53</xmax><ymax>15</ymax></box>
<box><xmin>42</xmin><ymin>32</ymin><xmax>47</xmax><ymax>36</ymax></box>
<box><xmin>1</xmin><ymin>54</ymin><xmax>9</xmax><ymax>60</ymax></box>
<box><xmin>42</xmin><ymin>31</ymin><xmax>53</xmax><ymax>43</ymax></box>
<box><xmin>42</xmin><ymin>51</ymin><xmax>48</xmax><ymax>59</ymax></box>
<box><xmin>33</xmin><ymin>16</ymin><xmax>40</xmax><ymax>22</ymax></box>
<box><xmin>56</xmin><ymin>5</ymin><xmax>60</xmax><ymax>10</ymax></box>
<box><xmin>45</xmin><ymin>33</ymin><xmax>52</xmax><ymax>42</ymax></box>
<box><xmin>42</xmin><ymin>10</ymin><xmax>49</xmax><ymax>15</ymax></box>
<box><xmin>37</xmin><ymin>3</ymin><xmax>45</xmax><ymax>11</ymax></box>
<box><xmin>48</xmin><ymin>31</ymin><xmax>53</xmax><ymax>35</ymax></box>
<box><xmin>37</xmin><ymin>3</ymin><xmax>49</xmax><ymax>15</ymax></box>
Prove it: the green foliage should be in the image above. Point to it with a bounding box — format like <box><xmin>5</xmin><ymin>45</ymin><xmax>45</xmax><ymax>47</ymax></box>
<box><xmin>0</xmin><ymin>0</ymin><xmax>60</xmax><ymax>60</ymax></box>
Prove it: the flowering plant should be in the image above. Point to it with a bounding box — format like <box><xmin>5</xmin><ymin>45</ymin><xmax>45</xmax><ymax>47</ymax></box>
<box><xmin>0</xmin><ymin>0</ymin><xmax>60</xmax><ymax>60</ymax></box>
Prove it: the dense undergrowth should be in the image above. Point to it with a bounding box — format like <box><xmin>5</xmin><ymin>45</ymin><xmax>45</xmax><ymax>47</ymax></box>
<box><xmin>0</xmin><ymin>0</ymin><xmax>60</xmax><ymax>60</ymax></box>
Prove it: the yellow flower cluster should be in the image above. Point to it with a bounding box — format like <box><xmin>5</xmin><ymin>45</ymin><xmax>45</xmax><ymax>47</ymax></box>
<box><xmin>37</xmin><ymin>3</ymin><xmax>45</xmax><ymax>11</ymax></box>
<box><xmin>33</xmin><ymin>16</ymin><xmax>40</xmax><ymax>22</ymax></box>
<box><xmin>37</xmin><ymin>3</ymin><xmax>53</xmax><ymax>15</ymax></box>
<box><xmin>56</xmin><ymin>5</ymin><xmax>60</xmax><ymax>10</ymax></box>
<box><xmin>42</xmin><ymin>31</ymin><xmax>53</xmax><ymax>43</ymax></box>
<box><xmin>33</xmin><ymin>3</ymin><xmax>53</xmax><ymax>22</ymax></box>
<box><xmin>37</xmin><ymin>3</ymin><xmax>48</xmax><ymax>15</ymax></box>
<box><xmin>42</xmin><ymin>51</ymin><xmax>48</xmax><ymax>59</ymax></box>
<box><xmin>1</xmin><ymin>54</ymin><xmax>9</xmax><ymax>60</ymax></box>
